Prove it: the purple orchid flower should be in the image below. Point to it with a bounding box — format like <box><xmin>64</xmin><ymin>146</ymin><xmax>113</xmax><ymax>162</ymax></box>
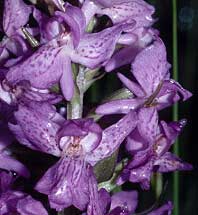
<box><xmin>85</xmin><ymin>186</ymin><xmax>138</xmax><ymax>215</ymax></box>
<box><xmin>82</xmin><ymin>0</ymin><xmax>155</xmax><ymax>26</ymax></box>
<box><xmin>0</xmin><ymin>171</ymin><xmax>48</xmax><ymax>215</ymax></box>
<box><xmin>0</xmin><ymin>122</ymin><xmax>30</xmax><ymax>178</ymax></box>
<box><xmin>108</xmin><ymin>191</ymin><xmax>138</xmax><ymax>215</ymax></box>
<box><xmin>81</xmin><ymin>0</ymin><xmax>156</xmax><ymax>72</ymax></box>
<box><xmin>96</xmin><ymin>39</ymin><xmax>192</xmax><ymax>115</ymax></box>
<box><xmin>117</xmin><ymin>107</ymin><xmax>192</xmax><ymax>190</ymax></box>
<box><xmin>86</xmin><ymin>187</ymin><xmax>172</xmax><ymax>215</ymax></box>
<box><xmin>8</xmin><ymin>100</ymin><xmax>137</xmax><ymax>211</ymax></box>
<box><xmin>105</xmin><ymin>28</ymin><xmax>159</xmax><ymax>72</ymax></box>
<box><xmin>0</xmin><ymin>0</ymin><xmax>32</xmax><ymax>66</ymax></box>
<box><xmin>5</xmin><ymin>3</ymin><xmax>135</xmax><ymax>101</ymax></box>
<box><xmin>3</xmin><ymin>0</ymin><xmax>31</xmax><ymax>37</ymax></box>
<box><xmin>0</xmin><ymin>79</ymin><xmax>62</xmax><ymax>106</ymax></box>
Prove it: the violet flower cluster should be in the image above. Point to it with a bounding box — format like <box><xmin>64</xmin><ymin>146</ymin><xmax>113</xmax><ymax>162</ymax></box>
<box><xmin>0</xmin><ymin>0</ymin><xmax>192</xmax><ymax>214</ymax></box>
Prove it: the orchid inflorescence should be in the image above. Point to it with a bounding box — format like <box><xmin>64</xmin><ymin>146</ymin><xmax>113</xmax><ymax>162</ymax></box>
<box><xmin>0</xmin><ymin>0</ymin><xmax>192</xmax><ymax>214</ymax></box>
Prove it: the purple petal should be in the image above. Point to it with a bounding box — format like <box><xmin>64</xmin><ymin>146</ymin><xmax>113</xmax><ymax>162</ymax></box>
<box><xmin>128</xmin><ymin>148</ymin><xmax>151</xmax><ymax>169</ymax></box>
<box><xmin>86</xmin><ymin>167</ymin><xmax>106</xmax><ymax>215</ymax></box>
<box><xmin>58</xmin><ymin>119</ymin><xmax>91</xmax><ymax>137</ymax></box>
<box><xmin>105</xmin><ymin>44</ymin><xmax>140</xmax><ymax>72</ymax></box>
<box><xmin>0</xmin><ymin>122</ymin><xmax>14</xmax><ymax>150</ymax></box>
<box><xmin>110</xmin><ymin>191</ymin><xmax>138</xmax><ymax>214</ymax></box>
<box><xmin>96</xmin><ymin>98</ymin><xmax>145</xmax><ymax>115</ymax></box>
<box><xmin>35</xmin><ymin>157</ymin><xmax>90</xmax><ymax>211</ymax></box>
<box><xmin>137</xmin><ymin>107</ymin><xmax>158</xmax><ymax>143</ymax></box>
<box><xmin>116</xmin><ymin>168</ymin><xmax>130</xmax><ymax>186</ymax></box>
<box><xmin>5</xmin><ymin>35</ymin><xmax>29</xmax><ymax>57</ymax></box>
<box><xmin>132</xmin><ymin>39</ymin><xmax>170</xmax><ymax>95</ymax></box>
<box><xmin>71</xmin><ymin>21</ymin><xmax>135</xmax><ymax>69</ymax></box>
<box><xmin>33</xmin><ymin>8</ymin><xmax>61</xmax><ymax>43</ymax></box>
<box><xmin>58</xmin><ymin>119</ymin><xmax>102</xmax><ymax>153</ymax></box>
<box><xmin>17</xmin><ymin>196</ymin><xmax>48</xmax><ymax>215</ymax></box>
<box><xmin>126</xmin><ymin>128</ymin><xmax>148</xmax><ymax>154</ymax></box>
<box><xmin>0</xmin><ymin>183</ymin><xmax>25</xmax><ymax>214</ymax></box>
<box><xmin>60</xmin><ymin>57</ymin><xmax>74</xmax><ymax>101</ymax></box>
<box><xmin>160</xmin><ymin>120</ymin><xmax>186</xmax><ymax>147</ymax></box>
<box><xmin>0</xmin><ymin>154</ymin><xmax>30</xmax><ymax>178</ymax></box>
<box><xmin>148</xmin><ymin>201</ymin><xmax>173</xmax><ymax>215</ymax></box>
<box><xmin>9</xmin><ymin>102</ymin><xmax>61</xmax><ymax>156</ymax></box>
<box><xmin>82</xmin><ymin>0</ymin><xmax>101</xmax><ymax>25</ymax></box>
<box><xmin>0</xmin><ymin>46</ymin><xmax>10</xmax><ymax>66</ymax></box>
<box><xmin>64</xmin><ymin>3</ymin><xmax>86</xmax><ymax>38</ymax></box>
<box><xmin>3</xmin><ymin>0</ymin><xmax>32</xmax><ymax>36</ymax></box>
<box><xmin>1</xmin><ymin>79</ymin><xmax>62</xmax><ymax>105</ymax></box>
<box><xmin>108</xmin><ymin>207</ymin><xmax>130</xmax><ymax>215</ymax></box>
<box><xmin>55</xmin><ymin>3</ymin><xmax>86</xmax><ymax>47</ymax></box>
<box><xmin>117</xmin><ymin>73</ymin><xmax>145</xmax><ymax>97</ymax></box>
<box><xmin>0</xmin><ymin>171</ymin><xmax>13</xmax><ymax>193</ymax></box>
<box><xmin>6</xmin><ymin>44</ymin><xmax>70</xmax><ymax>96</ymax></box>
<box><xmin>23</xmin><ymin>87</ymin><xmax>62</xmax><ymax>104</ymax></box>
<box><xmin>154</xmin><ymin>152</ymin><xmax>193</xmax><ymax>172</ymax></box>
<box><xmin>105</xmin><ymin>27</ymin><xmax>157</xmax><ymax>72</ymax></box>
<box><xmin>98</xmin><ymin>189</ymin><xmax>111</xmax><ymax>214</ymax></box>
<box><xmin>156</xmin><ymin>79</ymin><xmax>192</xmax><ymax>110</ymax></box>
<box><xmin>86</xmin><ymin>111</ymin><xmax>138</xmax><ymax>166</ymax></box>
<box><xmin>166</xmin><ymin>119</ymin><xmax>187</xmax><ymax>136</ymax></box>
<box><xmin>8</xmin><ymin>122</ymin><xmax>37</xmax><ymax>150</ymax></box>
<box><xmin>3</xmin><ymin>55</ymin><xmax>25</xmax><ymax>68</ymax></box>
<box><xmin>95</xmin><ymin>0</ymin><xmax>112</xmax><ymax>7</ymax></box>
<box><xmin>117</xmin><ymin>150</ymin><xmax>155</xmax><ymax>189</ymax></box>
<box><xmin>117</xmin><ymin>33</ymin><xmax>138</xmax><ymax>45</ymax></box>
<box><xmin>152</xmin><ymin>119</ymin><xmax>186</xmax><ymax>157</ymax></box>
<box><xmin>0</xmin><ymin>82</ymin><xmax>13</xmax><ymax>105</ymax></box>
<box><xmin>98</xmin><ymin>0</ymin><xmax>155</xmax><ymax>26</ymax></box>
<box><xmin>129</xmin><ymin>158</ymin><xmax>154</xmax><ymax>190</ymax></box>
<box><xmin>6</xmin><ymin>44</ymin><xmax>62</xmax><ymax>87</ymax></box>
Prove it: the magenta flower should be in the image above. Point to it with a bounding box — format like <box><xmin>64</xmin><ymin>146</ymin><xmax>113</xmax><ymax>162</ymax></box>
<box><xmin>0</xmin><ymin>0</ymin><xmax>32</xmax><ymax>66</ymax></box>
<box><xmin>85</xmin><ymin>187</ymin><xmax>172</xmax><ymax>215</ymax></box>
<box><xmin>82</xmin><ymin>0</ymin><xmax>155</xmax><ymax>26</ymax></box>
<box><xmin>6</xmin><ymin>3</ymin><xmax>135</xmax><ymax>101</ymax></box>
<box><xmin>82</xmin><ymin>0</ymin><xmax>156</xmax><ymax>72</ymax></box>
<box><xmin>0</xmin><ymin>79</ymin><xmax>62</xmax><ymax>106</ymax></box>
<box><xmin>96</xmin><ymin>39</ymin><xmax>192</xmax><ymax>115</ymax></box>
<box><xmin>0</xmin><ymin>122</ymin><xmax>29</xmax><ymax>178</ymax></box>
<box><xmin>8</xmin><ymin>101</ymin><xmax>137</xmax><ymax>211</ymax></box>
<box><xmin>117</xmin><ymin>108</ymin><xmax>192</xmax><ymax>189</ymax></box>
<box><xmin>0</xmin><ymin>171</ymin><xmax>48</xmax><ymax>215</ymax></box>
<box><xmin>85</xmin><ymin>186</ymin><xmax>138</xmax><ymax>215</ymax></box>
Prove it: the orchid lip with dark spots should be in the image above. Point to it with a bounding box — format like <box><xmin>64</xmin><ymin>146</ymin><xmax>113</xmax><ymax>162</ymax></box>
<box><xmin>8</xmin><ymin>101</ymin><xmax>137</xmax><ymax>210</ymax></box>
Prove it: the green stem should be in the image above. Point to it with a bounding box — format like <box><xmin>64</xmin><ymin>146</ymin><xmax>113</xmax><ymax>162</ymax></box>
<box><xmin>67</xmin><ymin>64</ymin><xmax>83</xmax><ymax>119</ymax></box>
<box><xmin>98</xmin><ymin>158</ymin><xmax>128</xmax><ymax>192</ymax></box>
<box><xmin>172</xmin><ymin>0</ymin><xmax>179</xmax><ymax>214</ymax></box>
<box><xmin>155</xmin><ymin>173</ymin><xmax>163</xmax><ymax>198</ymax></box>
